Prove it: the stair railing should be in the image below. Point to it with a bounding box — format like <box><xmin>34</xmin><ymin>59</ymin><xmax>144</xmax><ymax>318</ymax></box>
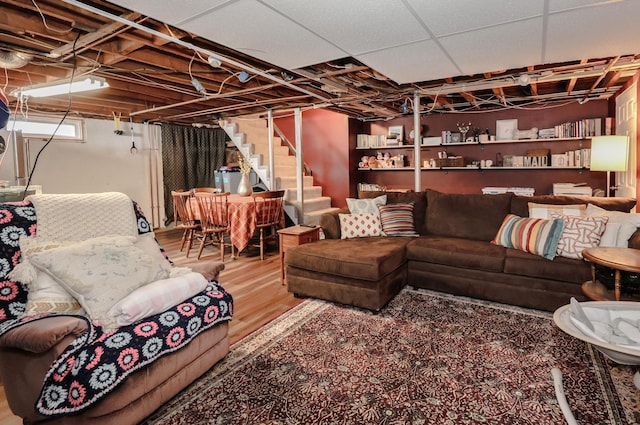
<box><xmin>273</xmin><ymin>124</ymin><xmax>312</xmax><ymax>176</ymax></box>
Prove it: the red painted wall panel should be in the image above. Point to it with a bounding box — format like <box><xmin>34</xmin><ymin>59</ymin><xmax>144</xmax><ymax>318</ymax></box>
<box><xmin>275</xmin><ymin>109</ymin><xmax>361</xmax><ymax>208</ymax></box>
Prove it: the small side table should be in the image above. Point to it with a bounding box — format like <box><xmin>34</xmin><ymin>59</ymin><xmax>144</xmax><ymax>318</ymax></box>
<box><xmin>278</xmin><ymin>225</ymin><xmax>321</xmax><ymax>285</ymax></box>
<box><xmin>582</xmin><ymin>247</ymin><xmax>640</xmax><ymax>301</ymax></box>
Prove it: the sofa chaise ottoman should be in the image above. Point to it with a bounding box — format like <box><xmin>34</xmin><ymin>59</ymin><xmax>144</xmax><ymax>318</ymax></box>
<box><xmin>285</xmin><ymin>189</ymin><xmax>637</xmax><ymax>312</ymax></box>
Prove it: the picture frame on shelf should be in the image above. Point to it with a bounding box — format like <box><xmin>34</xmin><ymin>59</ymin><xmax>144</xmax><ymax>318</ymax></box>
<box><xmin>496</xmin><ymin>119</ymin><xmax>518</xmax><ymax>140</ymax></box>
<box><xmin>388</xmin><ymin>125</ymin><xmax>403</xmax><ymax>142</ymax></box>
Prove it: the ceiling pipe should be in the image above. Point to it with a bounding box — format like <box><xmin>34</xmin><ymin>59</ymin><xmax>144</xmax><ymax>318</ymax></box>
<box><xmin>418</xmin><ymin>65</ymin><xmax>639</xmax><ymax>96</ymax></box>
<box><xmin>61</xmin><ymin>0</ymin><xmax>332</xmax><ymax>106</ymax></box>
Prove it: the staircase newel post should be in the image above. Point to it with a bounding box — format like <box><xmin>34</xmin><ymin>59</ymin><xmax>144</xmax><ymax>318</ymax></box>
<box><xmin>414</xmin><ymin>90</ymin><xmax>421</xmax><ymax>192</ymax></box>
<box><xmin>267</xmin><ymin>110</ymin><xmax>275</xmax><ymax>190</ymax></box>
<box><xmin>295</xmin><ymin>107</ymin><xmax>304</xmax><ymax>224</ymax></box>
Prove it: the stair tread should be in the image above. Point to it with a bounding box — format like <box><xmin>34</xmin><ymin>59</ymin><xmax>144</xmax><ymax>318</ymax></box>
<box><xmin>224</xmin><ymin>118</ymin><xmax>336</xmax><ymax>226</ymax></box>
<box><xmin>305</xmin><ymin>207</ymin><xmax>341</xmax><ymax>216</ymax></box>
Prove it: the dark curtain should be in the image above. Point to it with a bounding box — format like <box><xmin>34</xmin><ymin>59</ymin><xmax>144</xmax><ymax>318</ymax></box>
<box><xmin>162</xmin><ymin>123</ymin><xmax>228</xmax><ymax>224</ymax></box>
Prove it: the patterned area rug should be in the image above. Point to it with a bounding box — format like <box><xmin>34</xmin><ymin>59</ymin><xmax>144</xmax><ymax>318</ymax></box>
<box><xmin>144</xmin><ymin>289</ymin><xmax>639</xmax><ymax>424</ymax></box>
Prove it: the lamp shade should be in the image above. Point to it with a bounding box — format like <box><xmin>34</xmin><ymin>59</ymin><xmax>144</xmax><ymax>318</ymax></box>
<box><xmin>589</xmin><ymin>135</ymin><xmax>629</xmax><ymax>172</ymax></box>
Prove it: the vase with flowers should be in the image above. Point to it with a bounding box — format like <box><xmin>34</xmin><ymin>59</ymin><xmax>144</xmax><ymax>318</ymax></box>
<box><xmin>236</xmin><ymin>152</ymin><xmax>253</xmax><ymax>196</ymax></box>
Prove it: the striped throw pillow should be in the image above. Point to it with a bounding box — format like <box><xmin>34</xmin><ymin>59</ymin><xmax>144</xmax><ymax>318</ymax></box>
<box><xmin>378</xmin><ymin>203</ymin><xmax>418</xmax><ymax>236</ymax></box>
<box><xmin>492</xmin><ymin>214</ymin><xmax>564</xmax><ymax>260</ymax></box>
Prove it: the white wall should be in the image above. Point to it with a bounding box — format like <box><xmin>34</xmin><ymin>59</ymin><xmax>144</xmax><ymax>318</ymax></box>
<box><xmin>0</xmin><ymin>118</ymin><xmax>165</xmax><ymax>228</ymax></box>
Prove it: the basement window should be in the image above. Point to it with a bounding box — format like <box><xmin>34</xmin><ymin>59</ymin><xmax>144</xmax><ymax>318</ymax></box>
<box><xmin>9</xmin><ymin>116</ymin><xmax>85</xmax><ymax>141</ymax></box>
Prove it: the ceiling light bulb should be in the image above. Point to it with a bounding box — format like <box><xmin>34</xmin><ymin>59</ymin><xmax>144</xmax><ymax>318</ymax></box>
<box><xmin>207</xmin><ymin>56</ymin><xmax>222</xmax><ymax>68</ymax></box>
<box><xmin>518</xmin><ymin>74</ymin><xmax>531</xmax><ymax>86</ymax></box>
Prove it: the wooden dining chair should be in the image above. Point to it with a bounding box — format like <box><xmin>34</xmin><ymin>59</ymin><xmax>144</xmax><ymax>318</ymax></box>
<box><xmin>171</xmin><ymin>189</ymin><xmax>200</xmax><ymax>258</ymax></box>
<box><xmin>193</xmin><ymin>187</ymin><xmax>221</xmax><ymax>193</ymax></box>
<box><xmin>194</xmin><ymin>192</ymin><xmax>233</xmax><ymax>261</ymax></box>
<box><xmin>251</xmin><ymin>190</ymin><xmax>285</xmax><ymax>260</ymax></box>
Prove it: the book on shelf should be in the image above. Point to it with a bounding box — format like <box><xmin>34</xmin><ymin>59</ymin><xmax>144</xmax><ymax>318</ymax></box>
<box><xmin>356</xmin><ymin>134</ymin><xmax>387</xmax><ymax>148</ymax></box>
<box><xmin>553</xmin><ymin>118</ymin><xmax>602</xmax><ymax>138</ymax></box>
<box><xmin>563</xmin><ymin>148</ymin><xmax>590</xmax><ymax>167</ymax></box>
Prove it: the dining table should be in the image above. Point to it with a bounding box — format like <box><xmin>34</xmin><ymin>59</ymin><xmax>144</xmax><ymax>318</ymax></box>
<box><xmin>190</xmin><ymin>193</ymin><xmax>285</xmax><ymax>257</ymax></box>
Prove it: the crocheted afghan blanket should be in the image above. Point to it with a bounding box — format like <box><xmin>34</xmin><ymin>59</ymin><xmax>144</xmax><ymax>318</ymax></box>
<box><xmin>0</xmin><ymin>200</ymin><xmax>234</xmax><ymax>416</ymax></box>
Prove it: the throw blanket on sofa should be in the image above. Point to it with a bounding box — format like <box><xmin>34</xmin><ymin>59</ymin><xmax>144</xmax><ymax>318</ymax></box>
<box><xmin>26</xmin><ymin>192</ymin><xmax>138</xmax><ymax>241</ymax></box>
<box><xmin>0</xmin><ymin>281</ymin><xmax>233</xmax><ymax>415</ymax></box>
<box><xmin>0</xmin><ymin>200</ymin><xmax>234</xmax><ymax>415</ymax></box>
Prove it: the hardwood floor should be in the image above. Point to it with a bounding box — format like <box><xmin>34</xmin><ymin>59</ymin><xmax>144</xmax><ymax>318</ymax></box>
<box><xmin>156</xmin><ymin>228</ymin><xmax>303</xmax><ymax>345</ymax></box>
<box><xmin>0</xmin><ymin>227</ymin><xmax>302</xmax><ymax>423</ymax></box>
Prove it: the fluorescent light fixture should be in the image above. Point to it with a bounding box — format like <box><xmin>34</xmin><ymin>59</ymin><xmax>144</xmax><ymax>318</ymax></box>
<box><xmin>16</xmin><ymin>76</ymin><xmax>109</xmax><ymax>98</ymax></box>
<box><xmin>589</xmin><ymin>135</ymin><xmax>629</xmax><ymax>197</ymax></box>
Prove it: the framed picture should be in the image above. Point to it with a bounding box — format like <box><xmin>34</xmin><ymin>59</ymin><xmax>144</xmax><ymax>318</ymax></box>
<box><xmin>496</xmin><ymin>119</ymin><xmax>518</xmax><ymax>141</ymax></box>
<box><xmin>388</xmin><ymin>125</ymin><xmax>403</xmax><ymax>142</ymax></box>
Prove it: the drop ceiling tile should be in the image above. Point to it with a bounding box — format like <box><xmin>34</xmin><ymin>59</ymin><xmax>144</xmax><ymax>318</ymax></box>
<box><xmin>108</xmin><ymin>0</ymin><xmax>228</xmax><ymax>24</ymax></box>
<box><xmin>264</xmin><ymin>0</ymin><xmax>430</xmax><ymax>55</ymax></box>
<box><xmin>545</xmin><ymin>2</ymin><xmax>640</xmax><ymax>63</ymax></box>
<box><xmin>181</xmin><ymin>0</ymin><xmax>345</xmax><ymax>69</ymax></box>
<box><xmin>548</xmin><ymin>0</ymin><xmax>612</xmax><ymax>13</ymax></box>
<box><xmin>356</xmin><ymin>39</ymin><xmax>459</xmax><ymax>84</ymax></box>
<box><xmin>406</xmin><ymin>0</ymin><xmax>544</xmax><ymax>37</ymax></box>
<box><xmin>440</xmin><ymin>18</ymin><xmax>544</xmax><ymax>76</ymax></box>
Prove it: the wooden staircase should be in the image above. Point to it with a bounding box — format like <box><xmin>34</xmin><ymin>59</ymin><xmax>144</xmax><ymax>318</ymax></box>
<box><xmin>221</xmin><ymin>116</ymin><xmax>338</xmax><ymax>226</ymax></box>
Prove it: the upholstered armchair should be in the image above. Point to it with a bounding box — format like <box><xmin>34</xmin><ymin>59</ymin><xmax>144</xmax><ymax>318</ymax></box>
<box><xmin>0</xmin><ymin>193</ymin><xmax>233</xmax><ymax>424</ymax></box>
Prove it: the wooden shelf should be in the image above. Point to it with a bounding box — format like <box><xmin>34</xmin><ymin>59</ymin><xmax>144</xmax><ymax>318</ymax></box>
<box><xmin>441</xmin><ymin>137</ymin><xmax>588</xmax><ymax>146</ymax></box>
<box><xmin>356</xmin><ymin>137</ymin><xmax>589</xmax><ymax>150</ymax></box>
<box><xmin>358</xmin><ymin>167</ymin><xmax>414</xmax><ymax>171</ymax></box>
<box><xmin>356</xmin><ymin>145</ymin><xmax>416</xmax><ymax>150</ymax></box>
<box><xmin>420</xmin><ymin>166</ymin><xmax>588</xmax><ymax>171</ymax></box>
<box><xmin>359</xmin><ymin>166</ymin><xmax>588</xmax><ymax>171</ymax></box>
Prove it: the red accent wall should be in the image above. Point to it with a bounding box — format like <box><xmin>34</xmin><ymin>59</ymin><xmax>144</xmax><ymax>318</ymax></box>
<box><xmin>275</xmin><ymin>91</ymin><xmax>639</xmax><ymax>202</ymax></box>
<box><xmin>360</xmin><ymin>100</ymin><xmax>610</xmax><ymax>196</ymax></box>
<box><xmin>275</xmin><ymin>109</ymin><xmax>362</xmax><ymax>208</ymax></box>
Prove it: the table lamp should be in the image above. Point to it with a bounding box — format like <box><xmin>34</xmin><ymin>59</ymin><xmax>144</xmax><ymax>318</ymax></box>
<box><xmin>589</xmin><ymin>135</ymin><xmax>629</xmax><ymax>197</ymax></box>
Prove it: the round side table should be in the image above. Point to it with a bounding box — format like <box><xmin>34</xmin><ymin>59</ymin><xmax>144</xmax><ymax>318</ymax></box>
<box><xmin>581</xmin><ymin>247</ymin><xmax>640</xmax><ymax>301</ymax></box>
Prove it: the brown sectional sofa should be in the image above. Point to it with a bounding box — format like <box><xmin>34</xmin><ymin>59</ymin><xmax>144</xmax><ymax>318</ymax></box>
<box><xmin>285</xmin><ymin>189</ymin><xmax>637</xmax><ymax>312</ymax></box>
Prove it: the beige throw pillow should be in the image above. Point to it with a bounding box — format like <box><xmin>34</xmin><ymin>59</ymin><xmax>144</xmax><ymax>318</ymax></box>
<box><xmin>585</xmin><ymin>203</ymin><xmax>640</xmax><ymax>248</ymax></box>
<box><xmin>28</xmin><ymin>235</ymin><xmax>173</xmax><ymax>329</ymax></box>
<box><xmin>528</xmin><ymin>202</ymin><xmax>586</xmax><ymax>219</ymax></box>
<box><xmin>9</xmin><ymin>237</ymin><xmax>82</xmax><ymax>316</ymax></box>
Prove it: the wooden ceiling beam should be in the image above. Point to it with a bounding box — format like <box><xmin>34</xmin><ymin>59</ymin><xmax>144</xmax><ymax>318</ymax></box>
<box><xmin>601</xmin><ymin>70</ymin><xmax>622</xmax><ymax>88</ymax></box>
<box><xmin>49</xmin><ymin>12</ymin><xmax>143</xmax><ymax>59</ymax></box>
<box><xmin>527</xmin><ymin>65</ymin><xmax>538</xmax><ymax>97</ymax></box>
<box><xmin>565</xmin><ymin>59</ymin><xmax>588</xmax><ymax>94</ymax></box>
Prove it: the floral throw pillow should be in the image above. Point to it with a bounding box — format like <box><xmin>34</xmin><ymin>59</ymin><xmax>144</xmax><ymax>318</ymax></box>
<box><xmin>346</xmin><ymin>195</ymin><xmax>387</xmax><ymax>218</ymax></box>
<box><xmin>339</xmin><ymin>213</ymin><xmax>382</xmax><ymax>239</ymax></box>
<box><xmin>28</xmin><ymin>235</ymin><xmax>174</xmax><ymax>329</ymax></box>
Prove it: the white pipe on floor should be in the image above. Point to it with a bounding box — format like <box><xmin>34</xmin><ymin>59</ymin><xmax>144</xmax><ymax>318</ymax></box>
<box><xmin>551</xmin><ymin>368</ymin><xmax>579</xmax><ymax>425</ymax></box>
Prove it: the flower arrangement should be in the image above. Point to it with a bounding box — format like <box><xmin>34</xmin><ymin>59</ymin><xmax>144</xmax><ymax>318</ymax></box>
<box><xmin>237</xmin><ymin>152</ymin><xmax>252</xmax><ymax>175</ymax></box>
